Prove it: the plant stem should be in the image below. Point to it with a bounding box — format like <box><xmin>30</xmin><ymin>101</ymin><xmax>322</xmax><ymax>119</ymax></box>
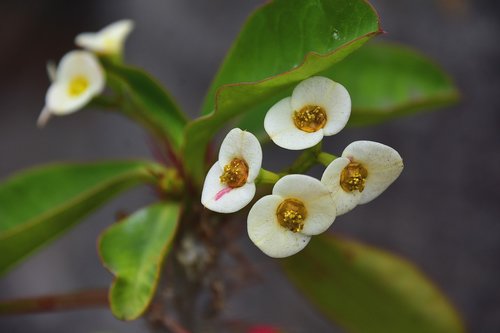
<box><xmin>255</xmin><ymin>168</ymin><xmax>281</xmax><ymax>185</ymax></box>
<box><xmin>286</xmin><ymin>142</ymin><xmax>323</xmax><ymax>174</ymax></box>
<box><xmin>0</xmin><ymin>289</ymin><xmax>108</xmax><ymax>315</ymax></box>
<box><xmin>317</xmin><ymin>152</ymin><xmax>337</xmax><ymax>166</ymax></box>
<box><xmin>89</xmin><ymin>95</ymin><xmax>121</xmax><ymax>109</ymax></box>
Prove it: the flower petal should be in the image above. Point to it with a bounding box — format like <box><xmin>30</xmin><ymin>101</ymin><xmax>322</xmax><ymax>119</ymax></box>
<box><xmin>218</xmin><ymin>128</ymin><xmax>262</xmax><ymax>182</ymax></box>
<box><xmin>272</xmin><ymin>174</ymin><xmax>336</xmax><ymax>235</ymax></box>
<box><xmin>290</xmin><ymin>76</ymin><xmax>351</xmax><ymax>136</ymax></box>
<box><xmin>46</xmin><ymin>51</ymin><xmax>105</xmax><ymax>115</ymax></box>
<box><xmin>56</xmin><ymin>51</ymin><xmax>105</xmax><ymax>94</ymax></box>
<box><xmin>342</xmin><ymin>141</ymin><xmax>403</xmax><ymax>204</ymax></box>
<box><xmin>201</xmin><ymin>162</ymin><xmax>256</xmax><ymax>213</ymax></box>
<box><xmin>46</xmin><ymin>82</ymin><xmax>95</xmax><ymax>115</ymax></box>
<box><xmin>75</xmin><ymin>19</ymin><xmax>134</xmax><ymax>55</ymax></box>
<box><xmin>321</xmin><ymin>157</ymin><xmax>363</xmax><ymax>216</ymax></box>
<box><xmin>264</xmin><ymin>97</ymin><xmax>323</xmax><ymax>150</ymax></box>
<box><xmin>247</xmin><ymin>195</ymin><xmax>311</xmax><ymax>258</ymax></box>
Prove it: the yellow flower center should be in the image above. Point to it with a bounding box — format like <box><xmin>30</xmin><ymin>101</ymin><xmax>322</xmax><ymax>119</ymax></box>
<box><xmin>293</xmin><ymin>105</ymin><xmax>327</xmax><ymax>133</ymax></box>
<box><xmin>68</xmin><ymin>76</ymin><xmax>90</xmax><ymax>97</ymax></box>
<box><xmin>220</xmin><ymin>158</ymin><xmax>249</xmax><ymax>188</ymax></box>
<box><xmin>276</xmin><ymin>198</ymin><xmax>307</xmax><ymax>233</ymax></box>
<box><xmin>340</xmin><ymin>162</ymin><xmax>368</xmax><ymax>192</ymax></box>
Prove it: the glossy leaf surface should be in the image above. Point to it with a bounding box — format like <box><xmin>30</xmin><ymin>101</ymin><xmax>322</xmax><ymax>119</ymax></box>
<box><xmin>99</xmin><ymin>203</ymin><xmax>180</xmax><ymax>320</ymax></box>
<box><xmin>105</xmin><ymin>62</ymin><xmax>187</xmax><ymax>150</ymax></box>
<box><xmin>183</xmin><ymin>0</ymin><xmax>382</xmax><ymax>184</ymax></box>
<box><xmin>0</xmin><ymin>161</ymin><xmax>162</xmax><ymax>275</ymax></box>
<box><xmin>282</xmin><ymin>235</ymin><xmax>465</xmax><ymax>333</ymax></box>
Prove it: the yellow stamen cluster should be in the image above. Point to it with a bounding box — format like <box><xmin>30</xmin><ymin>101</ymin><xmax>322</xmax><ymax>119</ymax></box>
<box><xmin>293</xmin><ymin>105</ymin><xmax>327</xmax><ymax>133</ymax></box>
<box><xmin>276</xmin><ymin>198</ymin><xmax>307</xmax><ymax>232</ymax></box>
<box><xmin>340</xmin><ymin>162</ymin><xmax>368</xmax><ymax>192</ymax></box>
<box><xmin>68</xmin><ymin>76</ymin><xmax>90</xmax><ymax>97</ymax></box>
<box><xmin>220</xmin><ymin>158</ymin><xmax>249</xmax><ymax>188</ymax></box>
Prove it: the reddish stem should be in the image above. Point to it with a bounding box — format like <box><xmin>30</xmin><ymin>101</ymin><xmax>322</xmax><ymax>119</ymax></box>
<box><xmin>0</xmin><ymin>289</ymin><xmax>108</xmax><ymax>315</ymax></box>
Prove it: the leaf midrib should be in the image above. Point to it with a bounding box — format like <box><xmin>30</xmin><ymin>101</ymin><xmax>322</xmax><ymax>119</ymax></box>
<box><xmin>0</xmin><ymin>165</ymin><xmax>154</xmax><ymax>241</ymax></box>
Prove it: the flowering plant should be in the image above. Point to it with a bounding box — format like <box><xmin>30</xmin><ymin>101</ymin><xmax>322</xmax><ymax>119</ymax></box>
<box><xmin>0</xmin><ymin>1</ymin><xmax>464</xmax><ymax>332</ymax></box>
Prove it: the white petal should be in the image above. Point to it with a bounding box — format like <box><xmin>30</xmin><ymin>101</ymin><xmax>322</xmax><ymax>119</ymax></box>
<box><xmin>301</xmin><ymin>194</ymin><xmax>337</xmax><ymax>235</ymax></box>
<box><xmin>75</xmin><ymin>33</ymin><xmax>105</xmax><ymax>53</ymax></box>
<box><xmin>342</xmin><ymin>141</ymin><xmax>403</xmax><ymax>204</ymax></box>
<box><xmin>247</xmin><ymin>195</ymin><xmax>311</xmax><ymax>258</ymax></box>
<box><xmin>46</xmin><ymin>82</ymin><xmax>95</xmax><ymax>115</ymax></box>
<box><xmin>56</xmin><ymin>50</ymin><xmax>105</xmax><ymax>95</ymax></box>
<box><xmin>46</xmin><ymin>51</ymin><xmax>105</xmax><ymax>115</ymax></box>
<box><xmin>290</xmin><ymin>76</ymin><xmax>351</xmax><ymax>136</ymax></box>
<box><xmin>100</xmin><ymin>19</ymin><xmax>134</xmax><ymax>44</ymax></box>
<box><xmin>218</xmin><ymin>128</ymin><xmax>262</xmax><ymax>182</ymax></box>
<box><xmin>320</xmin><ymin>157</ymin><xmax>362</xmax><ymax>216</ymax></box>
<box><xmin>201</xmin><ymin>162</ymin><xmax>256</xmax><ymax>213</ymax></box>
<box><xmin>264</xmin><ymin>97</ymin><xmax>323</xmax><ymax>150</ymax></box>
<box><xmin>272</xmin><ymin>174</ymin><xmax>336</xmax><ymax>235</ymax></box>
<box><xmin>75</xmin><ymin>19</ymin><xmax>134</xmax><ymax>54</ymax></box>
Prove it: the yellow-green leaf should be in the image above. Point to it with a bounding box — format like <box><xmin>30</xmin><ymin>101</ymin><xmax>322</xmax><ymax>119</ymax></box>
<box><xmin>0</xmin><ymin>161</ymin><xmax>162</xmax><ymax>276</ymax></box>
<box><xmin>99</xmin><ymin>203</ymin><xmax>181</xmax><ymax>320</ymax></box>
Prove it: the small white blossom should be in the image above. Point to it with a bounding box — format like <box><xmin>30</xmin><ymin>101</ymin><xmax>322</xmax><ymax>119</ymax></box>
<box><xmin>37</xmin><ymin>51</ymin><xmax>105</xmax><ymax>127</ymax></box>
<box><xmin>75</xmin><ymin>19</ymin><xmax>134</xmax><ymax>55</ymax></box>
<box><xmin>247</xmin><ymin>174</ymin><xmax>336</xmax><ymax>258</ymax></box>
<box><xmin>264</xmin><ymin>76</ymin><xmax>351</xmax><ymax>150</ymax></box>
<box><xmin>201</xmin><ymin>128</ymin><xmax>262</xmax><ymax>213</ymax></box>
<box><xmin>321</xmin><ymin>141</ymin><xmax>403</xmax><ymax>216</ymax></box>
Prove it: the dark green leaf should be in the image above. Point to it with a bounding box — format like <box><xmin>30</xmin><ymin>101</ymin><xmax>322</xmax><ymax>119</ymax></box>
<box><xmin>105</xmin><ymin>62</ymin><xmax>187</xmax><ymax>150</ymax></box>
<box><xmin>282</xmin><ymin>235</ymin><xmax>465</xmax><ymax>333</ymax></box>
<box><xmin>183</xmin><ymin>0</ymin><xmax>382</xmax><ymax>184</ymax></box>
<box><xmin>239</xmin><ymin>42</ymin><xmax>460</xmax><ymax>137</ymax></box>
<box><xmin>99</xmin><ymin>203</ymin><xmax>181</xmax><ymax>320</ymax></box>
<box><xmin>0</xmin><ymin>161</ymin><xmax>163</xmax><ymax>276</ymax></box>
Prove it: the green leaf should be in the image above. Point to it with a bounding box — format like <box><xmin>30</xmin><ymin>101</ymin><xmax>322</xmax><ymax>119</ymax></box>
<box><xmin>0</xmin><ymin>161</ymin><xmax>163</xmax><ymax>276</ymax></box>
<box><xmin>329</xmin><ymin>42</ymin><xmax>460</xmax><ymax>125</ymax></box>
<box><xmin>282</xmin><ymin>235</ymin><xmax>465</xmax><ymax>333</ymax></box>
<box><xmin>99</xmin><ymin>203</ymin><xmax>181</xmax><ymax>320</ymax></box>
<box><xmin>183</xmin><ymin>0</ymin><xmax>382</xmax><ymax>184</ymax></box>
<box><xmin>104</xmin><ymin>61</ymin><xmax>187</xmax><ymax>150</ymax></box>
<box><xmin>239</xmin><ymin>42</ymin><xmax>460</xmax><ymax>137</ymax></box>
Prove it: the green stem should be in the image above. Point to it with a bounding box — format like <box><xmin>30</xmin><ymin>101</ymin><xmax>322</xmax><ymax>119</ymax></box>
<box><xmin>158</xmin><ymin>168</ymin><xmax>185</xmax><ymax>198</ymax></box>
<box><xmin>255</xmin><ymin>168</ymin><xmax>281</xmax><ymax>185</ymax></box>
<box><xmin>89</xmin><ymin>95</ymin><xmax>121</xmax><ymax>109</ymax></box>
<box><xmin>317</xmin><ymin>152</ymin><xmax>337</xmax><ymax>166</ymax></box>
<box><xmin>285</xmin><ymin>143</ymin><xmax>323</xmax><ymax>174</ymax></box>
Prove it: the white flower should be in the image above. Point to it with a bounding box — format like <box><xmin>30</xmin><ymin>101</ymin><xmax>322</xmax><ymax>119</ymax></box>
<box><xmin>247</xmin><ymin>175</ymin><xmax>336</xmax><ymax>258</ymax></box>
<box><xmin>321</xmin><ymin>141</ymin><xmax>404</xmax><ymax>216</ymax></box>
<box><xmin>264</xmin><ymin>76</ymin><xmax>351</xmax><ymax>150</ymax></box>
<box><xmin>37</xmin><ymin>51</ymin><xmax>105</xmax><ymax>127</ymax></box>
<box><xmin>75</xmin><ymin>19</ymin><xmax>134</xmax><ymax>55</ymax></box>
<box><xmin>201</xmin><ymin>128</ymin><xmax>262</xmax><ymax>213</ymax></box>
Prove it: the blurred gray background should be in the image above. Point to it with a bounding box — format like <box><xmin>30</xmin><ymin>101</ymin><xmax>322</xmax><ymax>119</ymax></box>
<box><xmin>0</xmin><ymin>0</ymin><xmax>499</xmax><ymax>332</ymax></box>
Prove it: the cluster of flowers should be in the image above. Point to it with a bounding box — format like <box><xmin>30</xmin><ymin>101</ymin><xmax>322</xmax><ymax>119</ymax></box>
<box><xmin>37</xmin><ymin>19</ymin><xmax>403</xmax><ymax>259</ymax></box>
<box><xmin>38</xmin><ymin>20</ymin><xmax>134</xmax><ymax>127</ymax></box>
<box><xmin>201</xmin><ymin>77</ymin><xmax>403</xmax><ymax>258</ymax></box>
